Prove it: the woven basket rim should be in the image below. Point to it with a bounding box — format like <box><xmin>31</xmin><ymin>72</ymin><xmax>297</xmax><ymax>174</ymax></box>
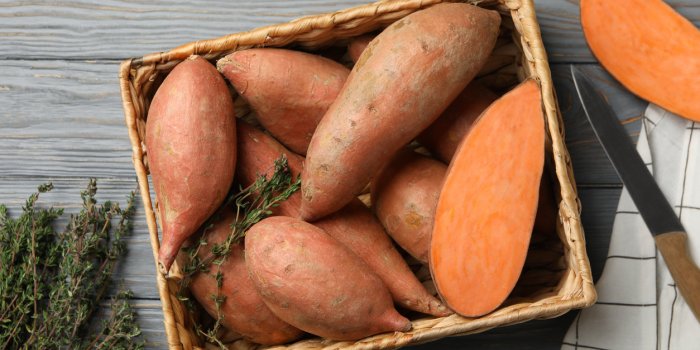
<box><xmin>118</xmin><ymin>0</ymin><xmax>596</xmax><ymax>348</ymax></box>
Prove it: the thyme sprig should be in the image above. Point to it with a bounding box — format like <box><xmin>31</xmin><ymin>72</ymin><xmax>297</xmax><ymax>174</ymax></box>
<box><xmin>0</xmin><ymin>180</ymin><xmax>143</xmax><ymax>349</ymax></box>
<box><xmin>177</xmin><ymin>155</ymin><xmax>300</xmax><ymax>348</ymax></box>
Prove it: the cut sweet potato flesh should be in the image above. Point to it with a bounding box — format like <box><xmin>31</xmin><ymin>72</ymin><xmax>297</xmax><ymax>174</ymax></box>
<box><xmin>581</xmin><ymin>0</ymin><xmax>700</xmax><ymax>121</ymax></box>
<box><xmin>430</xmin><ymin>80</ymin><xmax>544</xmax><ymax>317</ymax></box>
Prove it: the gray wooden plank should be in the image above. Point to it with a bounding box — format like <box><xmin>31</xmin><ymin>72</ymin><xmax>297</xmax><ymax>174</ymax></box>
<box><xmin>0</xmin><ymin>59</ymin><xmax>134</xmax><ymax>178</ymax></box>
<box><xmin>0</xmin><ymin>0</ymin><xmax>698</xmax><ymax>62</ymax></box>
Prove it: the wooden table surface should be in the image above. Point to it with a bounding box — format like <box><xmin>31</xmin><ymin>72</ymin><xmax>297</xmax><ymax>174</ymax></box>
<box><xmin>1</xmin><ymin>0</ymin><xmax>698</xmax><ymax>348</ymax></box>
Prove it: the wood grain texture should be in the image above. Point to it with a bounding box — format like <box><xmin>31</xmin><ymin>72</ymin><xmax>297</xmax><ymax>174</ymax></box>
<box><xmin>2</xmin><ymin>0</ymin><xmax>682</xmax><ymax>347</ymax></box>
<box><xmin>0</xmin><ymin>0</ymin><xmax>697</xmax><ymax>62</ymax></box>
<box><xmin>0</xmin><ymin>60</ymin><xmax>644</xmax><ymax>181</ymax></box>
<box><xmin>654</xmin><ymin>231</ymin><xmax>700</xmax><ymax>321</ymax></box>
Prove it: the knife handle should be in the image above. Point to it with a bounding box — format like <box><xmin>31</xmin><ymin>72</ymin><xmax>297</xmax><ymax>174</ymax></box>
<box><xmin>655</xmin><ymin>231</ymin><xmax>700</xmax><ymax>322</ymax></box>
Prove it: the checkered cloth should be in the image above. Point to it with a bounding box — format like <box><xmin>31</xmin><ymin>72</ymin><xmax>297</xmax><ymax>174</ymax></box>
<box><xmin>562</xmin><ymin>104</ymin><xmax>700</xmax><ymax>350</ymax></box>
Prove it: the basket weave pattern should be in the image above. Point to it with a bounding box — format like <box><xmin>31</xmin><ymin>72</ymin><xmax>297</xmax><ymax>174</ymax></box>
<box><xmin>119</xmin><ymin>0</ymin><xmax>596</xmax><ymax>348</ymax></box>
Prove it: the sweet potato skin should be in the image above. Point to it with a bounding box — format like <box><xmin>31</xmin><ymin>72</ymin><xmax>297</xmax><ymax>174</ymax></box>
<box><xmin>301</xmin><ymin>3</ymin><xmax>501</xmax><ymax>221</ymax></box>
<box><xmin>146</xmin><ymin>56</ymin><xmax>236</xmax><ymax>274</ymax></box>
<box><xmin>371</xmin><ymin>149</ymin><xmax>447</xmax><ymax>264</ymax></box>
<box><xmin>245</xmin><ymin>216</ymin><xmax>411</xmax><ymax>340</ymax></box>
<box><xmin>430</xmin><ymin>80</ymin><xmax>544</xmax><ymax>317</ymax></box>
<box><xmin>188</xmin><ymin>210</ymin><xmax>303</xmax><ymax>345</ymax></box>
<box><xmin>236</xmin><ymin>122</ymin><xmax>450</xmax><ymax>317</ymax></box>
<box><xmin>218</xmin><ymin>49</ymin><xmax>349</xmax><ymax>155</ymax></box>
<box><xmin>347</xmin><ymin>34</ymin><xmax>375</xmax><ymax>63</ymax></box>
<box><xmin>417</xmin><ymin>82</ymin><xmax>498</xmax><ymax>163</ymax></box>
<box><xmin>315</xmin><ymin>199</ymin><xmax>450</xmax><ymax>317</ymax></box>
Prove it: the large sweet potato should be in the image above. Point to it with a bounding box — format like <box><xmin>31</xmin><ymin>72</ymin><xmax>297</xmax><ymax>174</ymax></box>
<box><xmin>245</xmin><ymin>216</ymin><xmax>411</xmax><ymax>340</ymax></box>
<box><xmin>218</xmin><ymin>49</ymin><xmax>349</xmax><ymax>155</ymax></box>
<box><xmin>187</xmin><ymin>210</ymin><xmax>303</xmax><ymax>345</ymax></box>
<box><xmin>146</xmin><ymin>56</ymin><xmax>237</xmax><ymax>274</ymax></box>
<box><xmin>301</xmin><ymin>3</ymin><xmax>501</xmax><ymax>220</ymax></box>
<box><xmin>237</xmin><ymin>121</ymin><xmax>449</xmax><ymax>317</ymax></box>
<box><xmin>371</xmin><ymin>149</ymin><xmax>447</xmax><ymax>264</ymax></box>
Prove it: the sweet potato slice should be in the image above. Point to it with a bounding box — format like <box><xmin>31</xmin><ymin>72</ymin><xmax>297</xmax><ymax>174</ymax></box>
<box><xmin>581</xmin><ymin>0</ymin><xmax>700</xmax><ymax>121</ymax></box>
<box><xmin>430</xmin><ymin>80</ymin><xmax>544</xmax><ymax>317</ymax></box>
<box><xmin>301</xmin><ymin>3</ymin><xmax>501</xmax><ymax>221</ymax></box>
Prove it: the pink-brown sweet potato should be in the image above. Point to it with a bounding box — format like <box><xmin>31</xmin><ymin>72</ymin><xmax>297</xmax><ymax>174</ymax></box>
<box><xmin>301</xmin><ymin>3</ymin><xmax>501</xmax><ymax>221</ymax></box>
<box><xmin>218</xmin><ymin>48</ymin><xmax>349</xmax><ymax>155</ymax></box>
<box><xmin>146</xmin><ymin>56</ymin><xmax>237</xmax><ymax>274</ymax></box>
<box><xmin>347</xmin><ymin>34</ymin><xmax>375</xmax><ymax>63</ymax></box>
<box><xmin>417</xmin><ymin>82</ymin><xmax>498</xmax><ymax>163</ymax></box>
<box><xmin>245</xmin><ymin>216</ymin><xmax>411</xmax><ymax>340</ymax></box>
<box><xmin>371</xmin><ymin>149</ymin><xmax>447</xmax><ymax>264</ymax></box>
<box><xmin>187</xmin><ymin>210</ymin><xmax>303</xmax><ymax>345</ymax></box>
<box><xmin>237</xmin><ymin>121</ymin><xmax>450</xmax><ymax>317</ymax></box>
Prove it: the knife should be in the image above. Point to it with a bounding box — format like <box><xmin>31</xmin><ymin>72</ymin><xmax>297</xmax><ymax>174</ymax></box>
<box><xmin>571</xmin><ymin>65</ymin><xmax>700</xmax><ymax>321</ymax></box>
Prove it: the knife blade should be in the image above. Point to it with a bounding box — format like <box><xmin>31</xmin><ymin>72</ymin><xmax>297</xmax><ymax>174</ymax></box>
<box><xmin>571</xmin><ymin>65</ymin><xmax>700</xmax><ymax>321</ymax></box>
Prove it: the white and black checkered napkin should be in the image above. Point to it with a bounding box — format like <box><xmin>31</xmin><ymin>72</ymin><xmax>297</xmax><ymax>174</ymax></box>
<box><xmin>562</xmin><ymin>104</ymin><xmax>700</xmax><ymax>350</ymax></box>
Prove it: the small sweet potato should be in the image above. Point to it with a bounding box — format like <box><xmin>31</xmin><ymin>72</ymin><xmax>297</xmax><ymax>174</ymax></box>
<box><xmin>187</xmin><ymin>210</ymin><xmax>303</xmax><ymax>345</ymax></box>
<box><xmin>146</xmin><ymin>56</ymin><xmax>236</xmax><ymax>274</ymax></box>
<box><xmin>218</xmin><ymin>49</ymin><xmax>349</xmax><ymax>155</ymax></box>
<box><xmin>301</xmin><ymin>3</ymin><xmax>501</xmax><ymax>220</ymax></box>
<box><xmin>417</xmin><ymin>82</ymin><xmax>498</xmax><ymax>163</ymax></box>
<box><xmin>245</xmin><ymin>216</ymin><xmax>411</xmax><ymax>340</ymax></box>
<box><xmin>371</xmin><ymin>149</ymin><xmax>447</xmax><ymax>264</ymax></box>
<box><xmin>236</xmin><ymin>121</ymin><xmax>450</xmax><ymax>317</ymax></box>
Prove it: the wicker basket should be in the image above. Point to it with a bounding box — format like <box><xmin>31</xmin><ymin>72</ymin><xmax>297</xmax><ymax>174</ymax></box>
<box><xmin>119</xmin><ymin>0</ymin><xmax>596</xmax><ymax>348</ymax></box>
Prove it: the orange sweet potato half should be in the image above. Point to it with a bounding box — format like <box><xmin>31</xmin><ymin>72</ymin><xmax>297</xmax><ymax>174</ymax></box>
<box><xmin>301</xmin><ymin>3</ymin><xmax>501</xmax><ymax>221</ymax></box>
<box><xmin>581</xmin><ymin>0</ymin><xmax>700</xmax><ymax>121</ymax></box>
<box><xmin>146</xmin><ymin>56</ymin><xmax>236</xmax><ymax>274</ymax></box>
<box><xmin>245</xmin><ymin>216</ymin><xmax>411</xmax><ymax>340</ymax></box>
<box><xmin>186</xmin><ymin>209</ymin><xmax>303</xmax><ymax>345</ymax></box>
<box><xmin>430</xmin><ymin>80</ymin><xmax>544</xmax><ymax>317</ymax></box>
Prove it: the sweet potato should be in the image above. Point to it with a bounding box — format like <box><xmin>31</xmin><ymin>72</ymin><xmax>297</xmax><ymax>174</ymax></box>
<box><xmin>245</xmin><ymin>216</ymin><xmax>411</xmax><ymax>340</ymax></box>
<box><xmin>417</xmin><ymin>82</ymin><xmax>498</xmax><ymax>163</ymax></box>
<box><xmin>301</xmin><ymin>3</ymin><xmax>501</xmax><ymax>221</ymax></box>
<box><xmin>347</xmin><ymin>34</ymin><xmax>375</xmax><ymax>63</ymax></box>
<box><xmin>187</xmin><ymin>210</ymin><xmax>303</xmax><ymax>345</ymax></box>
<box><xmin>146</xmin><ymin>56</ymin><xmax>236</xmax><ymax>274</ymax></box>
<box><xmin>581</xmin><ymin>0</ymin><xmax>700</xmax><ymax>121</ymax></box>
<box><xmin>218</xmin><ymin>49</ymin><xmax>350</xmax><ymax>155</ymax></box>
<box><xmin>236</xmin><ymin>121</ymin><xmax>450</xmax><ymax>317</ymax></box>
<box><xmin>430</xmin><ymin>80</ymin><xmax>544</xmax><ymax>317</ymax></box>
<box><xmin>371</xmin><ymin>149</ymin><xmax>446</xmax><ymax>264</ymax></box>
